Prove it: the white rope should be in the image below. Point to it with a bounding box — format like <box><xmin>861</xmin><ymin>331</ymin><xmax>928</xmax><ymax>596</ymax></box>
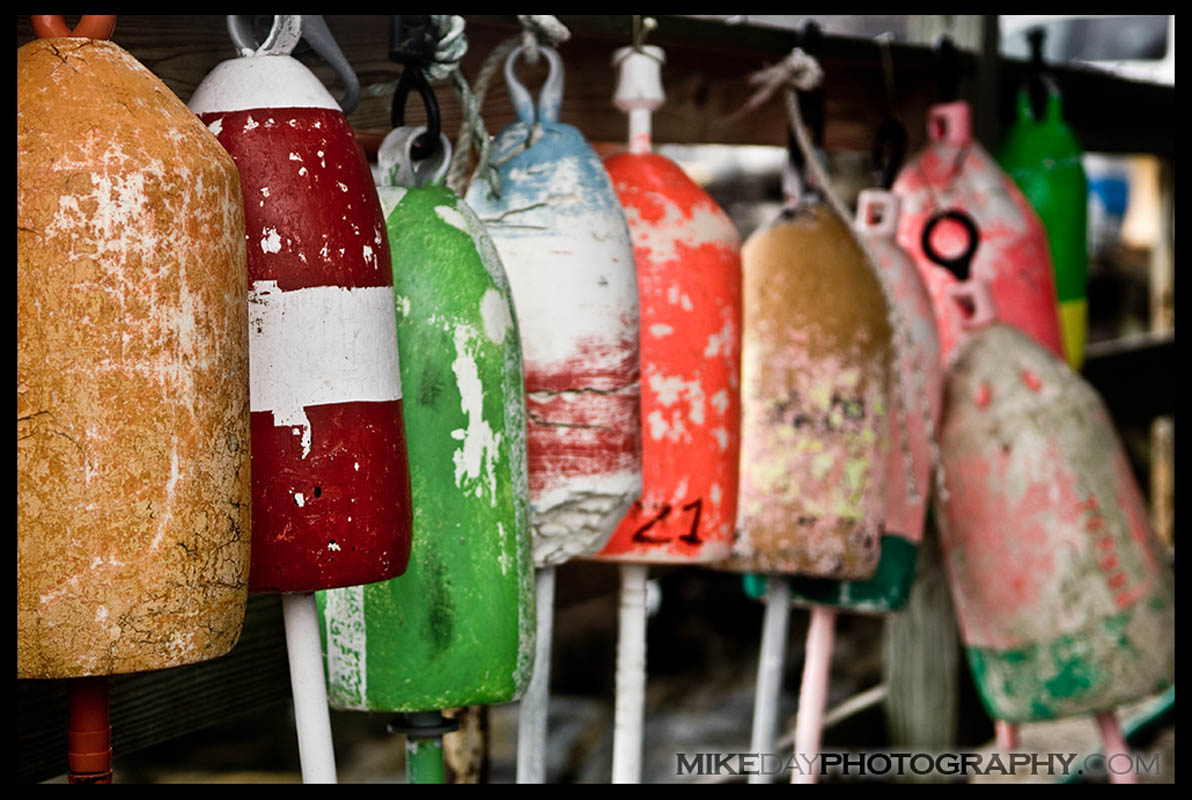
<box><xmin>722</xmin><ymin>48</ymin><xmax>823</xmax><ymax>128</ymax></box>
<box><xmin>423</xmin><ymin>14</ymin><xmax>468</xmax><ymax>82</ymax></box>
<box><xmin>518</xmin><ymin>14</ymin><xmax>570</xmax><ymax>64</ymax></box>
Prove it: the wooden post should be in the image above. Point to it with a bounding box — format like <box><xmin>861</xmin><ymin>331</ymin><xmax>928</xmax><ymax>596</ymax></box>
<box><xmin>1149</xmin><ymin>158</ymin><xmax>1174</xmax><ymax>548</ymax></box>
<box><xmin>443</xmin><ymin>707</ymin><xmax>490</xmax><ymax>784</ymax></box>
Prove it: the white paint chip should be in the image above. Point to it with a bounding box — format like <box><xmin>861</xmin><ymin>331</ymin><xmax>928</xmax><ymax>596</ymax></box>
<box><xmin>480</xmin><ymin>288</ymin><xmax>513</xmax><ymax>344</ymax></box>
<box><xmin>435</xmin><ymin>205</ymin><xmax>468</xmax><ymax>232</ymax></box>
<box><xmin>260</xmin><ymin>227</ymin><xmax>282</xmax><ymax>254</ymax></box>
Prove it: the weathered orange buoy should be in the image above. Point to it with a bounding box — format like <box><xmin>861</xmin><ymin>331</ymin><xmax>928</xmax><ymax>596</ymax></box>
<box><xmin>594</xmin><ymin>39</ymin><xmax>743</xmax><ymax>783</ymax></box>
<box><xmin>17</xmin><ymin>17</ymin><xmax>251</xmax><ymax>681</ymax></box>
<box><xmin>932</xmin><ymin>213</ymin><xmax>1173</xmax><ymax>777</ymax></box>
<box><xmin>715</xmin><ymin>36</ymin><xmax>898</xmax><ymax>781</ymax></box>
<box><xmin>597</xmin><ymin>50</ymin><xmax>742</xmax><ymax>565</ymax></box>
<box><xmin>776</xmin><ymin>189</ymin><xmax>941</xmax><ymax>612</ymax></box>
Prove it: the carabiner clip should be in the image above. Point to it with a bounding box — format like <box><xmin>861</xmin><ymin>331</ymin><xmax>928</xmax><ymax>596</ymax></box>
<box><xmin>392</xmin><ymin>66</ymin><xmax>442</xmax><ymax>162</ymax></box>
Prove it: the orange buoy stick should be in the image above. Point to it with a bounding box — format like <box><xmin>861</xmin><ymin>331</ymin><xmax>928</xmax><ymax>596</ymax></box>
<box><xmin>67</xmin><ymin>677</ymin><xmax>112</xmax><ymax>784</ymax></box>
<box><xmin>31</xmin><ymin>15</ymin><xmax>116</xmax><ymax>40</ymax></box>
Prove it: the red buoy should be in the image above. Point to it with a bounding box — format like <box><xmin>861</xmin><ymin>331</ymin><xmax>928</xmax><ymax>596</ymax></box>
<box><xmin>190</xmin><ymin>35</ymin><xmax>412</xmax><ymax>594</ymax></box>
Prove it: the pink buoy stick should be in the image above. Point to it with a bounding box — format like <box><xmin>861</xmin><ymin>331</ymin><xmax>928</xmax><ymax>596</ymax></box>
<box><xmin>791</xmin><ymin>606</ymin><xmax>836</xmax><ymax>784</ymax></box>
<box><xmin>994</xmin><ymin>719</ymin><xmax>1020</xmax><ymax>751</ymax></box>
<box><xmin>1095</xmin><ymin>710</ymin><xmax>1137</xmax><ymax>785</ymax></box>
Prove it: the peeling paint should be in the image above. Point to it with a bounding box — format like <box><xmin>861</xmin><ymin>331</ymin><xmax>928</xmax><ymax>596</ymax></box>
<box><xmin>467</xmin><ymin>120</ymin><xmax>643</xmax><ymax>567</ymax></box>
<box><xmin>18</xmin><ymin>38</ymin><xmax>251</xmax><ymax>678</ymax></box>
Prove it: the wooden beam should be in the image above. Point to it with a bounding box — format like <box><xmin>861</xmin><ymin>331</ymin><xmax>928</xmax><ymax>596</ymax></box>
<box><xmin>16</xmin><ymin>14</ymin><xmax>1174</xmax><ymax>157</ymax></box>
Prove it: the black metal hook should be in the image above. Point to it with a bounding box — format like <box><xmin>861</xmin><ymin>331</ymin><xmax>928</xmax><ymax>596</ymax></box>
<box><xmin>936</xmin><ymin>35</ymin><xmax>960</xmax><ymax>104</ymax></box>
<box><xmin>872</xmin><ymin>115</ymin><xmax>907</xmax><ymax>190</ymax></box>
<box><xmin>1025</xmin><ymin>27</ymin><xmax>1056</xmax><ymax>121</ymax></box>
<box><xmin>799</xmin><ymin>21</ymin><xmax>826</xmax><ymax>148</ymax></box>
<box><xmin>391</xmin><ymin>67</ymin><xmax>441</xmax><ymax>161</ymax></box>
<box><xmin>921</xmin><ymin>208</ymin><xmax>980</xmax><ymax>282</ymax></box>
<box><xmin>389</xmin><ymin>15</ymin><xmax>442</xmax><ymax>161</ymax></box>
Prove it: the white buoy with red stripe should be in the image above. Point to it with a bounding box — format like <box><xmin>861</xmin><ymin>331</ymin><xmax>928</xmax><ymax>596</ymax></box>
<box><xmin>190</xmin><ymin>16</ymin><xmax>413</xmax><ymax>783</ymax></box>
<box><xmin>465</xmin><ymin>42</ymin><xmax>643</xmax><ymax>784</ymax></box>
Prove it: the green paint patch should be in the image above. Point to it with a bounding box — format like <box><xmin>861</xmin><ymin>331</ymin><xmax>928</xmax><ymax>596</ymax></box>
<box><xmin>748</xmin><ymin>535</ymin><xmax>919</xmax><ymax>613</ymax></box>
<box><xmin>964</xmin><ymin>600</ymin><xmax>1174</xmax><ymax>722</ymax></box>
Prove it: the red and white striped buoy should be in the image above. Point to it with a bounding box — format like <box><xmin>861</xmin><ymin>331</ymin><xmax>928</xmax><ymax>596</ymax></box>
<box><xmin>190</xmin><ymin>25</ymin><xmax>412</xmax><ymax>595</ymax></box>
<box><xmin>190</xmin><ymin>17</ymin><xmax>413</xmax><ymax>783</ymax></box>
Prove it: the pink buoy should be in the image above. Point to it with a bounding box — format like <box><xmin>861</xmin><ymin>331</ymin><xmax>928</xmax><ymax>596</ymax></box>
<box><xmin>893</xmin><ymin>101</ymin><xmax>1064</xmax><ymax>363</ymax></box>
<box><xmin>856</xmin><ymin>189</ymin><xmax>942</xmax><ymax>561</ymax></box>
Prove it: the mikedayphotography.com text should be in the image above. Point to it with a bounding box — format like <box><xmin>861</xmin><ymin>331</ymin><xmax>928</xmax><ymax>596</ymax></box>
<box><xmin>675</xmin><ymin>750</ymin><xmax>1162</xmax><ymax>780</ymax></box>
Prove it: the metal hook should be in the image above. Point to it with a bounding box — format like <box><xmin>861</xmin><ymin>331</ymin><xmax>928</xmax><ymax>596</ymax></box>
<box><xmin>921</xmin><ymin>208</ymin><xmax>980</xmax><ymax>282</ymax></box>
<box><xmin>391</xmin><ymin>67</ymin><xmax>442</xmax><ymax>162</ymax></box>
<box><xmin>632</xmin><ymin>15</ymin><xmax>657</xmax><ymax>51</ymax></box>
<box><xmin>871</xmin><ymin>33</ymin><xmax>906</xmax><ymax>189</ymax></box>
<box><xmin>798</xmin><ymin>21</ymin><xmax>826</xmax><ymax>147</ymax></box>
<box><xmin>935</xmin><ymin>35</ymin><xmax>960</xmax><ymax>104</ymax></box>
<box><xmin>872</xmin><ymin>116</ymin><xmax>907</xmax><ymax>191</ymax></box>
<box><xmin>1024</xmin><ymin>27</ymin><xmax>1060</xmax><ymax>122</ymax></box>
<box><xmin>877</xmin><ymin>33</ymin><xmax>897</xmax><ymax>114</ymax></box>
<box><xmin>388</xmin><ymin>15</ymin><xmax>443</xmax><ymax>162</ymax></box>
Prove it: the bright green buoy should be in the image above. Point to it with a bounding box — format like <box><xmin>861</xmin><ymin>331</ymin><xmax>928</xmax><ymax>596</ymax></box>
<box><xmin>316</xmin><ymin>128</ymin><xmax>535</xmax><ymax>783</ymax></box>
<box><xmin>997</xmin><ymin>33</ymin><xmax>1089</xmax><ymax>369</ymax></box>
